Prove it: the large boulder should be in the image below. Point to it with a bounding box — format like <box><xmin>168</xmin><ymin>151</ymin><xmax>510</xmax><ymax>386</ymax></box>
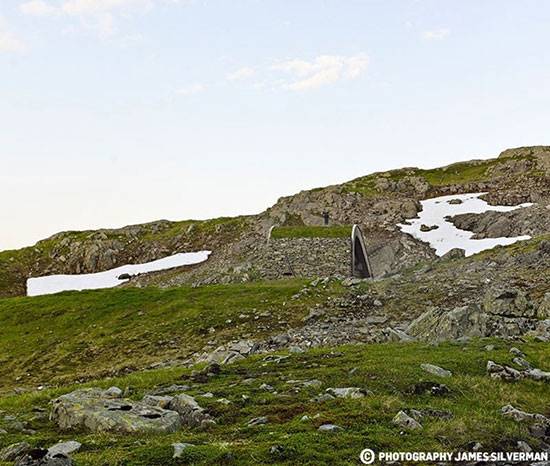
<box><xmin>407</xmin><ymin>305</ymin><xmax>486</xmax><ymax>342</ymax></box>
<box><xmin>483</xmin><ymin>287</ymin><xmax>535</xmax><ymax>318</ymax></box>
<box><xmin>50</xmin><ymin>388</ymin><xmax>181</xmax><ymax>434</ymax></box>
<box><xmin>408</xmin><ymin>304</ymin><xmax>538</xmax><ymax>342</ymax></box>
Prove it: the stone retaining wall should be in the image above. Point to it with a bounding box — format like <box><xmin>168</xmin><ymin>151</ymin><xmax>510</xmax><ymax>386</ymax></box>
<box><xmin>259</xmin><ymin>237</ymin><xmax>351</xmax><ymax>279</ymax></box>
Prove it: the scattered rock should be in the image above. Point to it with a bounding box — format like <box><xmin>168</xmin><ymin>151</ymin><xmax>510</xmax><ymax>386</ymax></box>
<box><xmin>406</xmin><ymin>381</ymin><xmax>449</xmax><ymax>396</ymax></box>
<box><xmin>513</xmin><ymin>357</ymin><xmax>532</xmax><ymax>369</ymax></box>
<box><xmin>325</xmin><ymin>387</ymin><xmax>370</xmax><ymax>399</ymax></box>
<box><xmin>420</xmin><ymin>224</ymin><xmax>439</xmax><ymax>232</ymax></box>
<box><xmin>525</xmin><ymin>368</ymin><xmax>550</xmax><ymax>382</ymax></box>
<box><xmin>501</xmin><ymin>405</ymin><xmax>548</xmax><ymax>423</ymax></box>
<box><xmin>205</xmin><ymin>340</ymin><xmax>258</xmax><ymax>365</ymax></box>
<box><xmin>104</xmin><ymin>386</ymin><xmax>123</xmax><ymax>398</ymax></box>
<box><xmin>313</xmin><ymin>393</ymin><xmax>335</xmax><ymax>403</ymax></box>
<box><xmin>269</xmin><ymin>445</ymin><xmax>285</xmax><ymax>456</ymax></box>
<box><xmin>510</xmin><ymin>347</ymin><xmax>525</xmax><ymax>357</ymax></box>
<box><xmin>169</xmin><ymin>394</ymin><xmax>213</xmax><ymax>428</ymax></box>
<box><xmin>516</xmin><ymin>441</ymin><xmax>533</xmax><ymax>453</ymax></box>
<box><xmin>47</xmin><ymin>442</ymin><xmax>81</xmax><ymax>457</ymax></box>
<box><xmin>317</xmin><ymin>424</ymin><xmax>343</xmax><ymax>432</ymax></box>
<box><xmin>392</xmin><ymin>411</ymin><xmax>422</xmax><ymax>430</ymax></box>
<box><xmin>487</xmin><ymin>361</ymin><xmax>522</xmax><ymax>381</ymax></box>
<box><xmin>172</xmin><ymin>443</ymin><xmax>194</xmax><ymax>458</ymax></box>
<box><xmin>247</xmin><ymin>416</ymin><xmax>268</xmax><ymax>426</ymax></box>
<box><xmin>304</xmin><ymin>309</ymin><xmax>325</xmax><ymax>322</ymax></box>
<box><xmin>0</xmin><ymin>442</ymin><xmax>31</xmax><ymax>462</ymax></box>
<box><xmin>381</xmin><ymin>327</ymin><xmax>415</xmax><ymax>342</ymax></box>
<box><xmin>420</xmin><ymin>363</ymin><xmax>452</xmax><ymax>378</ymax></box>
<box><xmin>15</xmin><ymin>449</ymin><xmax>73</xmax><ymax>466</ymax></box>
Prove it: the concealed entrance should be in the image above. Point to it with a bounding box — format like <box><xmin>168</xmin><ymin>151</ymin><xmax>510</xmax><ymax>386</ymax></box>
<box><xmin>351</xmin><ymin>225</ymin><xmax>373</xmax><ymax>278</ymax></box>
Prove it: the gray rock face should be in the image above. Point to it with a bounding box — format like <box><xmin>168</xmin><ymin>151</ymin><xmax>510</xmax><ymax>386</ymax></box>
<box><xmin>420</xmin><ymin>363</ymin><xmax>452</xmax><ymax>378</ymax></box>
<box><xmin>50</xmin><ymin>388</ymin><xmax>182</xmax><ymax>434</ymax></box>
<box><xmin>408</xmin><ymin>305</ymin><xmax>486</xmax><ymax>342</ymax></box>
<box><xmin>392</xmin><ymin>411</ymin><xmax>422</xmax><ymax>430</ymax></box>
<box><xmin>408</xmin><ymin>302</ymin><xmax>540</xmax><ymax>342</ymax></box>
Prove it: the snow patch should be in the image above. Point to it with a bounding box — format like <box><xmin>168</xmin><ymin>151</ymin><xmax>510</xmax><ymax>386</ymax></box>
<box><xmin>27</xmin><ymin>251</ymin><xmax>211</xmax><ymax>297</ymax></box>
<box><xmin>398</xmin><ymin>193</ymin><xmax>532</xmax><ymax>257</ymax></box>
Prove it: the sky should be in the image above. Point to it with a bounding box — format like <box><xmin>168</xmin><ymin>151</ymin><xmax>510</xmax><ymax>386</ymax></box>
<box><xmin>1</xmin><ymin>0</ymin><xmax>549</xmax><ymax>251</ymax></box>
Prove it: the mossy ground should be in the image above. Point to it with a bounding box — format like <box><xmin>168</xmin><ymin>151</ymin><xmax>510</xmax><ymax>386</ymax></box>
<box><xmin>0</xmin><ymin>340</ymin><xmax>548</xmax><ymax>465</ymax></box>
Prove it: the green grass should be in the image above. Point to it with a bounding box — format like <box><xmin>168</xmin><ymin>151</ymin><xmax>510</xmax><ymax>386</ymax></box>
<box><xmin>0</xmin><ymin>279</ymin><xmax>343</xmax><ymax>391</ymax></box>
<box><xmin>343</xmin><ymin>154</ymin><xmax>539</xmax><ymax>197</ymax></box>
<box><xmin>0</xmin><ymin>339</ymin><xmax>548</xmax><ymax>465</ymax></box>
<box><xmin>270</xmin><ymin>226</ymin><xmax>352</xmax><ymax>239</ymax></box>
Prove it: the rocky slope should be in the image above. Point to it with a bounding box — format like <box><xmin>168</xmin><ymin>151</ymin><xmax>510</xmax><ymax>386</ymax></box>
<box><xmin>0</xmin><ymin>145</ymin><xmax>548</xmax><ymax>299</ymax></box>
<box><xmin>0</xmin><ymin>146</ymin><xmax>549</xmax><ymax>465</ymax></box>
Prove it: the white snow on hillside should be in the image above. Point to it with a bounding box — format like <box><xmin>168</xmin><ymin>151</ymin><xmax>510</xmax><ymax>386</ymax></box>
<box><xmin>27</xmin><ymin>251</ymin><xmax>211</xmax><ymax>297</ymax></box>
<box><xmin>398</xmin><ymin>193</ymin><xmax>532</xmax><ymax>257</ymax></box>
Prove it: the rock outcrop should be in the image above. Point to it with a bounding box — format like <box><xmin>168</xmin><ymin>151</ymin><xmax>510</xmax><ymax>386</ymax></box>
<box><xmin>50</xmin><ymin>388</ymin><xmax>182</xmax><ymax>434</ymax></box>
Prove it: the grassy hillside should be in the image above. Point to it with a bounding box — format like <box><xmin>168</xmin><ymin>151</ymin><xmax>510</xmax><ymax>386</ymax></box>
<box><xmin>0</xmin><ymin>340</ymin><xmax>548</xmax><ymax>465</ymax></box>
<box><xmin>0</xmin><ymin>280</ymin><xmax>343</xmax><ymax>392</ymax></box>
<box><xmin>343</xmin><ymin>152</ymin><xmax>543</xmax><ymax>197</ymax></box>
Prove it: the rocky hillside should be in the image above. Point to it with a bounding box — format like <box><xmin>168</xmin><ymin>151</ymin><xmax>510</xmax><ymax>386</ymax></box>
<box><xmin>0</xmin><ymin>145</ymin><xmax>548</xmax><ymax>299</ymax></box>
<box><xmin>0</xmin><ymin>146</ymin><xmax>549</xmax><ymax>465</ymax></box>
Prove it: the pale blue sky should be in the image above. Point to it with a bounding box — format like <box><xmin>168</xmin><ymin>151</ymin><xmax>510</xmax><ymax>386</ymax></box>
<box><xmin>1</xmin><ymin>0</ymin><xmax>549</xmax><ymax>250</ymax></box>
